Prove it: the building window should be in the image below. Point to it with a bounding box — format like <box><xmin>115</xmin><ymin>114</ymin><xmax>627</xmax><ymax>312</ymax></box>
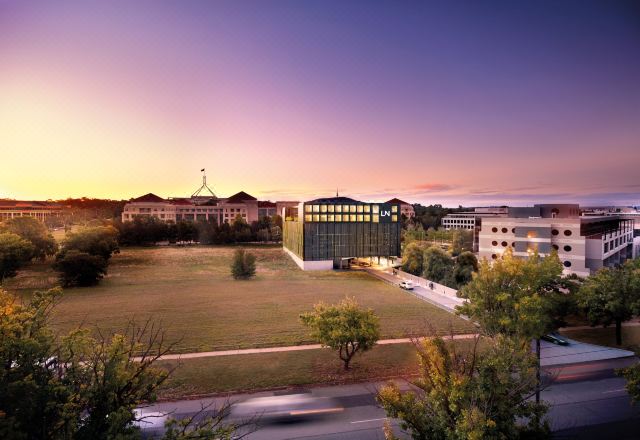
<box><xmin>563</xmin><ymin>261</ymin><xmax>572</xmax><ymax>268</ymax></box>
<box><xmin>552</xmin><ymin>244</ymin><xmax>559</xmax><ymax>251</ymax></box>
<box><xmin>564</xmin><ymin>230</ymin><xmax>572</xmax><ymax>236</ymax></box>
<box><xmin>364</xmin><ymin>205</ymin><xmax>370</xmax><ymax>213</ymax></box>
<box><xmin>512</xmin><ymin>228</ymin><xmax>515</xmax><ymax>233</ymax></box>
<box><xmin>373</xmin><ymin>214</ymin><xmax>379</xmax><ymax>223</ymax></box>
<box><xmin>357</xmin><ymin>205</ymin><xmax>363</xmax><ymax>213</ymax></box>
<box><xmin>350</xmin><ymin>214</ymin><xmax>357</xmax><ymax>222</ymax></box>
<box><xmin>328</xmin><ymin>214</ymin><xmax>334</xmax><ymax>222</ymax></box>
<box><xmin>373</xmin><ymin>205</ymin><xmax>380</xmax><ymax>214</ymax></box>
<box><xmin>491</xmin><ymin>254</ymin><xmax>497</xmax><ymax>259</ymax></box>
<box><xmin>328</xmin><ymin>205</ymin><xmax>334</xmax><ymax>213</ymax></box>
<box><xmin>313</xmin><ymin>205</ymin><xmax>320</xmax><ymax>213</ymax></box>
<box><xmin>563</xmin><ymin>245</ymin><xmax>572</xmax><ymax>252</ymax></box>
<box><xmin>492</xmin><ymin>227</ymin><xmax>498</xmax><ymax>233</ymax></box>
<box><xmin>501</xmin><ymin>227</ymin><xmax>508</xmax><ymax>233</ymax></box>
<box><xmin>392</xmin><ymin>215</ymin><xmax>398</xmax><ymax>222</ymax></box>
<box><xmin>313</xmin><ymin>214</ymin><xmax>319</xmax><ymax>222</ymax></box>
<box><xmin>320</xmin><ymin>214</ymin><xmax>327</xmax><ymax>222</ymax></box>
<box><xmin>501</xmin><ymin>241</ymin><xmax>508</xmax><ymax>247</ymax></box>
<box><xmin>527</xmin><ymin>231</ymin><xmax>538</xmax><ymax>238</ymax></box>
<box><xmin>335</xmin><ymin>214</ymin><xmax>342</xmax><ymax>222</ymax></box>
<box><xmin>357</xmin><ymin>214</ymin><xmax>363</xmax><ymax>222</ymax></box>
<box><xmin>392</xmin><ymin>205</ymin><xmax>398</xmax><ymax>213</ymax></box>
<box><xmin>552</xmin><ymin>229</ymin><xmax>559</xmax><ymax>236</ymax></box>
<box><xmin>335</xmin><ymin>205</ymin><xmax>342</xmax><ymax>213</ymax></box>
<box><xmin>350</xmin><ymin>205</ymin><xmax>357</xmax><ymax>213</ymax></box>
<box><xmin>492</xmin><ymin>241</ymin><xmax>498</xmax><ymax>246</ymax></box>
<box><xmin>320</xmin><ymin>205</ymin><xmax>327</xmax><ymax>213</ymax></box>
<box><xmin>364</xmin><ymin>214</ymin><xmax>370</xmax><ymax>222</ymax></box>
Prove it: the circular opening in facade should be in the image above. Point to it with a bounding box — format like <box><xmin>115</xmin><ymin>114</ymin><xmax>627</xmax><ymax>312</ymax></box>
<box><xmin>563</xmin><ymin>261</ymin><xmax>572</xmax><ymax>268</ymax></box>
<box><xmin>512</xmin><ymin>242</ymin><xmax>515</xmax><ymax>247</ymax></box>
<box><xmin>501</xmin><ymin>241</ymin><xmax>508</xmax><ymax>247</ymax></box>
<box><xmin>564</xmin><ymin>245</ymin><xmax>572</xmax><ymax>252</ymax></box>
<box><xmin>564</xmin><ymin>230</ymin><xmax>572</xmax><ymax>236</ymax></box>
<box><xmin>501</xmin><ymin>227</ymin><xmax>508</xmax><ymax>233</ymax></box>
<box><xmin>491</xmin><ymin>254</ymin><xmax>497</xmax><ymax>260</ymax></box>
<box><xmin>492</xmin><ymin>241</ymin><xmax>498</xmax><ymax>246</ymax></box>
<box><xmin>512</xmin><ymin>228</ymin><xmax>516</xmax><ymax>233</ymax></box>
<box><xmin>552</xmin><ymin>244</ymin><xmax>559</xmax><ymax>251</ymax></box>
<box><xmin>552</xmin><ymin>229</ymin><xmax>559</xmax><ymax>236</ymax></box>
<box><xmin>492</xmin><ymin>227</ymin><xmax>498</xmax><ymax>233</ymax></box>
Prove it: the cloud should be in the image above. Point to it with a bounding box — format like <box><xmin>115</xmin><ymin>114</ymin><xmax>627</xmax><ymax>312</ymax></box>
<box><xmin>413</xmin><ymin>183</ymin><xmax>455</xmax><ymax>192</ymax></box>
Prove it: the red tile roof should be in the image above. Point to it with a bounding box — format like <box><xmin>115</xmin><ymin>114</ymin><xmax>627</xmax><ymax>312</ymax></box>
<box><xmin>386</xmin><ymin>198</ymin><xmax>410</xmax><ymax>205</ymax></box>
<box><xmin>130</xmin><ymin>193</ymin><xmax>166</xmax><ymax>203</ymax></box>
<box><xmin>227</xmin><ymin>191</ymin><xmax>257</xmax><ymax>203</ymax></box>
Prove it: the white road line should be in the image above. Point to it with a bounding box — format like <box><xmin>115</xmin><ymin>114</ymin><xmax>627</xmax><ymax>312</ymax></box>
<box><xmin>602</xmin><ymin>388</ymin><xmax>627</xmax><ymax>394</ymax></box>
<box><xmin>350</xmin><ymin>417</ymin><xmax>387</xmax><ymax>424</ymax></box>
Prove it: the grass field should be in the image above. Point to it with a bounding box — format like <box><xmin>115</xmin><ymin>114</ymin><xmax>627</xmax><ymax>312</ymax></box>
<box><xmin>5</xmin><ymin>246</ymin><xmax>475</xmax><ymax>353</ymax></box>
<box><xmin>157</xmin><ymin>338</ymin><xmax>482</xmax><ymax>399</ymax></box>
<box><xmin>560</xmin><ymin>326</ymin><xmax>640</xmax><ymax>354</ymax></box>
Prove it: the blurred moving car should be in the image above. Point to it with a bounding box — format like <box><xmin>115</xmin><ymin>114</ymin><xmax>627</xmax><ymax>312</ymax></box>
<box><xmin>399</xmin><ymin>280</ymin><xmax>414</xmax><ymax>290</ymax></box>
<box><xmin>231</xmin><ymin>394</ymin><xmax>343</xmax><ymax>422</ymax></box>
<box><xmin>541</xmin><ymin>333</ymin><xmax>569</xmax><ymax>346</ymax></box>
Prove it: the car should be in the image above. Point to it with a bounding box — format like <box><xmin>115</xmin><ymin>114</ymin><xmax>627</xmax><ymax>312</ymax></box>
<box><xmin>541</xmin><ymin>333</ymin><xmax>569</xmax><ymax>346</ymax></box>
<box><xmin>230</xmin><ymin>394</ymin><xmax>343</xmax><ymax>422</ymax></box>
<box><xmin>399</xmin><ymin>280</ymin><xmax>414</xmax><ymax>290</ymax></box>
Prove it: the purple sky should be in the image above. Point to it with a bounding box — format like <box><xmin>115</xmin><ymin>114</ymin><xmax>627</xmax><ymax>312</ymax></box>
<box><xmin>1</xmin><ymin>0</ymin><xmax>639</xmax><ymax>206</ymax></box>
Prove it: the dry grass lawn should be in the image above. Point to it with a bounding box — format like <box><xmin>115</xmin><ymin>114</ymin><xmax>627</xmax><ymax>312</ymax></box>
<box><xmin>6</xmin><ymin>246</ymin><xmax>475</xmax><ymax>353</ymax></box>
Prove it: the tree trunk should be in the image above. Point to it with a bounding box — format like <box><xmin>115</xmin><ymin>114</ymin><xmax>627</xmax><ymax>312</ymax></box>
<box><xmin>616</xmin><ymin>319</ymin><xmax>622</xmax><ymax>346</ymax></box>
<box><xmin>535</xmin><ymin>338</ymin><xmax>541</xmax><ymax>404</ymax></box>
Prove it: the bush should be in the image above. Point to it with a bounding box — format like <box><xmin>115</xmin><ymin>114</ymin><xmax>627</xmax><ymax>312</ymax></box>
<box><xmin>230</xmin><ymin>249</ymin><xmax>256</xmax><ymax>280</ymax></box>
<box><xmin>1</xmin><ymin>216</ymin><xmax>58</xmax><ymax>260</ymax></box>
<box><xmin>61</xmin><ymin>226</ymin><xmax>119</xmax><ymax>260</ymax></box>
<box><xmin>53</xmin><ymin>250</ymin><xmax>108</xmax><ymax>287</ymax></box>
<box><xmin>0</xmin><ymin>232</ymin><xmax>35</xmax><ymax>280</ymax></box>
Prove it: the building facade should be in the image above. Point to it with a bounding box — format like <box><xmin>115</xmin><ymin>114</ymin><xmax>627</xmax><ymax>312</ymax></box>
<box><xmin>283</xmin><ymin>197</ymin><xmax>402</xmax><ymax>270</ymax></box>
<box><xmin>478</xmin><ymin>204</ymin><xmax>634</xmax><ymax>277</ymax></box>
<box><xmin>0</xmin><ymin>200</ymin><xmax>62</xmax><ymax>222</ymax></box>
<box><xmin>122</xmin><ymin>190</ymin><xmax>298</xmax><ymax>224</ymax></box>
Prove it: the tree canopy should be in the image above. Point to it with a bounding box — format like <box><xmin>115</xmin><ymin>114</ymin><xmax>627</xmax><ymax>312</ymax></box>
<box><xmin>1</xmin><ymin>216</ymin><xmax>57</xmax><ymax>260</ymax></box>
<box><xmin>230</xmin><ymin>249</ymin><xmax>257</xmax><ymax>280</ymax></box>
<box><xmin>0</xmin><ymin>232</ymin><xmax>35</xmax><ymax>281</ymax></box>
<box><xmin>300</xmin><ymin>297</ymin><xmax>380</xmax><ymax>370</ymax></box>
<box><xmin>378</xmin><ymin>335</ymin><xmax>549</xmax><ymax>440</ymax></box>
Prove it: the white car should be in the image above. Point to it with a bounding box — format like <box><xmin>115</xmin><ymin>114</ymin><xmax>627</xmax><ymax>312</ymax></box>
<box><xmin>399</xmin><ymin>280</ymin><xmax>414</xmax><ymax>290</ymax></box>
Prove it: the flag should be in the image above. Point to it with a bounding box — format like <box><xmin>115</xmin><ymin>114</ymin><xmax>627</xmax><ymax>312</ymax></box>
<box><xmin>201</xmin><ymin>168</ymin><xmax>205</xmax><ymax>172</ymax></box>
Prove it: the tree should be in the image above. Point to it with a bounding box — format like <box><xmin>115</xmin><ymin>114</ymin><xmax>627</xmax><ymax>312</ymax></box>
<box><xmin>299</xmin><ymin>297</ymin><xmax>380</xmax><ymax>370</ymax></box>
<box><xmin>456</xmin><ymin>249</ymin><xmax>568</xmax><ymax>402</ymax></box>
<box><xmin>452</xmin><ymin>251</ymin><xmax>478</xmax><ymax>287</ymax></box>
<box><xmin>0</xmin><ymin>287</ymin><xmax>245</xmax><ymax>440</ymax></box>
<box><xmin>618</xmin><ymin>364</ymin><xmax>640</xmax><ymax>405</ymax></box>
<box><xmin>1</xmin><ymin>216</ymin><xmax>58</xmax><ymax>260</ymax></box>
<box><xmin>402</xmin><ymin>223</ymin><xmax>425</xmax><ymax>246</ymax></box>
<box><xmin>576</xmin><ymin>259</ymin><xmax>640</xmax><ymax>346</ymax></box>
<box><xmin>53</xmin><ymin>250</ymin><xmax>108</xmax><ymax>287</ymax></box>
<box><xmin>61</xmin><ymin>226</ymin><xmax>119</xmax><ymax>261</ymax></box>
<box><xmin>0</xmin><ymin>232</ymin><xmax>35</xmax><ymax>281</ymax></box>
<box><xmin>422</xmin><ymin>246</ymin><xmax>454</xmax><ymax>285</ymax></box>
<box><xmin>230</xmin><ymin>249</ymin><xmax>256</xmax><ymax>280</ymax></box>
<box><xmin>378</xmin><ymin>335</ymin><xmax>549</xmax><ymax>440</ymax></box>
<box><xmin>401</xmin><ymin>242</ymin><xmax>426</xmax><ymax>276</ymax></box>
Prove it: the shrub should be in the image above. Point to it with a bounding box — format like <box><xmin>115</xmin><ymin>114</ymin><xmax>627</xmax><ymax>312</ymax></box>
<box><xmin>53</xmin><ymin>250</ymin><xmax>108</xmax><ymax>287</ymax></box>
<box><xmin>230</xmin><ymin>249</ymin><xmax>256</xmax><ymax>280</ymax></box>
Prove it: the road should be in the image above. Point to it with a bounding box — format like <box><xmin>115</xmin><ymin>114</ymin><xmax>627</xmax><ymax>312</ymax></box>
<box><xmin>139</xmin><ymin>357</ymin><xmax>639</xmax><ymax>440</ymax></box>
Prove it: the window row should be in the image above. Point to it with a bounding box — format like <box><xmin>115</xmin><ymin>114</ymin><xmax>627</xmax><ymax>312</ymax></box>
<box><xmin>304</xmin><ymin>204</ymin><xmax>398</xmax><ymax>214</ymax></box>
<box><xmin>304</xmin><ymin>214</ymin><xmax>398</xmax><ymax>223</ymax></box>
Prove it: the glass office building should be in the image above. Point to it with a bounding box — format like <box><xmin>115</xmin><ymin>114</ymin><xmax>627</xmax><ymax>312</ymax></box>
<box><xmin>283</xmin><ymin>197</ymin><xmax>401</xmax><ymax>270</ymax></box>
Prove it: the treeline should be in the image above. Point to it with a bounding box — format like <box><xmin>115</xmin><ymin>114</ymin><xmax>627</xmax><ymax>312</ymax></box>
<box><xmin>46</xmin><ymin>197</ymin><xmax>127</xmax><ymax>227</ymax></box>
<box><xmin>411</xmin><ymin>204</ymin><xmax>468</xmax><ymax>229</ymax></box>
<box><xmin>402</xmin><ymin>242</ymin><xmax>478</xmax><ymax>289</ymax></box>
<box><xmin>115</xmin><ymin>215</ymin><xmax>282</xmax><ymax>246</ymax></box>
<box><xmin>403</xmin><ymin>223</ymin><xmax>474</xmax><ymax>253</ymax></box>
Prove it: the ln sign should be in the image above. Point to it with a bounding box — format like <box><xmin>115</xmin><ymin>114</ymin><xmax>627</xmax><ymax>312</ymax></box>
<box><xmin>378</xmin><ymin>203</ymin><xmax>396</xmax><ymax>223</ymax></box>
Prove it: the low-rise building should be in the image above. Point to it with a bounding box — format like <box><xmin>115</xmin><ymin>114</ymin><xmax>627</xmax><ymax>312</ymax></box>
<box><xmin>478</xmin><ymin>204</ymin><xmax>634</xmax><ymax>277</ymax></box>
<box><xmin>283</xmin><ymin>196</ymin><xmax>402</xmax><ymax>270</ymax></box>
<box><xmin>0</xmin><ymin>199</ymin><xmax>62</xmax><ymax>222</ymax></box>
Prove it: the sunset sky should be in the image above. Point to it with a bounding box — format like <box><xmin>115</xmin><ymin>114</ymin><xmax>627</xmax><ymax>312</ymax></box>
<box><xmin>1</xmin><ymin>0</ymin><xmax>639</xmax><ymax>206</ymax></box>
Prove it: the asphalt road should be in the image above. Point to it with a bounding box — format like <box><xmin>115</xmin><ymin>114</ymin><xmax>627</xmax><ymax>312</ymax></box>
<box><xmin>140</xmin><ymin>357</ymin><xmax>639</xmax><ymax>440</ymax></box>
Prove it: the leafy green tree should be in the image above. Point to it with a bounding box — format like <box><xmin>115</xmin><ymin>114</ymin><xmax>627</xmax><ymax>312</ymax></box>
<box><xmin>0</xmin><ymin>232</ymin><xmax>35</xmax><ymax>281</ymax></box>
<box><xmin>401</xmin><ymin>242</ymin><xmax>426</xmax><ymax>276</ymax></box>
<box><xmin>576</xmin><ymin>259</ymin><xmax>640</xmax><ymax>345</ymax></box>
<box><xmin>60</xmin><ymin>226</ymin><xmax>119</xmax><ymax>261</ymax></box>
<box><xmin>618</xmin><ymin>364</ymin><xmax>640</xmax><ymax>404</ymax></box>
<box><xmin>422</xmin><ymin>246</ymin><xmax>454</xmax><ymax>285</ymax></box>
<box><xmin>378</xmin><ymin>335</ymin><xmax>549</xmax><ymax>440</ymax></box>
<box><xmin>452</xmin><ymin>251</ymin><xmax>478</xmax><ymax>287</ymax></box>
<box><xmin>457</xmin><ymin>249</ymin><xmax>568</xmax><ymax>402</ymax></box>
<box><xmin>300</xmin><ymin>297</ymin><xmax>380</xmax><ymax>370</ymax></box>
<box><xmin>402</xmin><ymin>223</ymin><xmax>426</xmax><ymax>246</ymax></box>
<box><xmin>0</xmin><ymin>288</ymin><xmax>243</xmax><ymax>440</ymax></box>
<box><xmin>230</xmin><ymin>249</ymin><xmax>256</xmax><ymax>280</ymax></box>
<box><xmin>1</xmin><ymin>216</ymin><xmax>58</xmax><ymax>260</ymax></box>
<box><xmin>53</xmin><ymin>250</ymin><xmax>108</xmax><ymax>287</ymax></box>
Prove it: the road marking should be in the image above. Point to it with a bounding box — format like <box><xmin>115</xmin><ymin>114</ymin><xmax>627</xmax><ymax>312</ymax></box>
<box><xmin>602</xmin><ymin>388</ymin><xmax>627</xmax><ymax>394</ymax></box>
<box><xmin>350</xmin><ymin>417</ymin><xmax>387</xmax><ymax>424</ymax></box>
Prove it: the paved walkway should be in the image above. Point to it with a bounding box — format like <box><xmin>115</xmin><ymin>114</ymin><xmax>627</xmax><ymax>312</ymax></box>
<box><xmin>365</xmin><ymin>267</ymin><xmax>465</xmax><ymax>313</ymax></box>
<box><xmin>136</xmin><ymin>334</ymin><xmax>479</xmax><ymax>361</ymax></box>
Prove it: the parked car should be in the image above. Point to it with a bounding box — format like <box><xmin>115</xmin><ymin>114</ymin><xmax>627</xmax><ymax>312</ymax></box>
<box><xmin>541</xmin><ymin>333</ymin><xmax>569</xmax><ymax>346</ymax></box>
<box><xmin>399</xmin><ymin>280</ymin><xmax>414</xmax><ymax>290</ymax></box>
